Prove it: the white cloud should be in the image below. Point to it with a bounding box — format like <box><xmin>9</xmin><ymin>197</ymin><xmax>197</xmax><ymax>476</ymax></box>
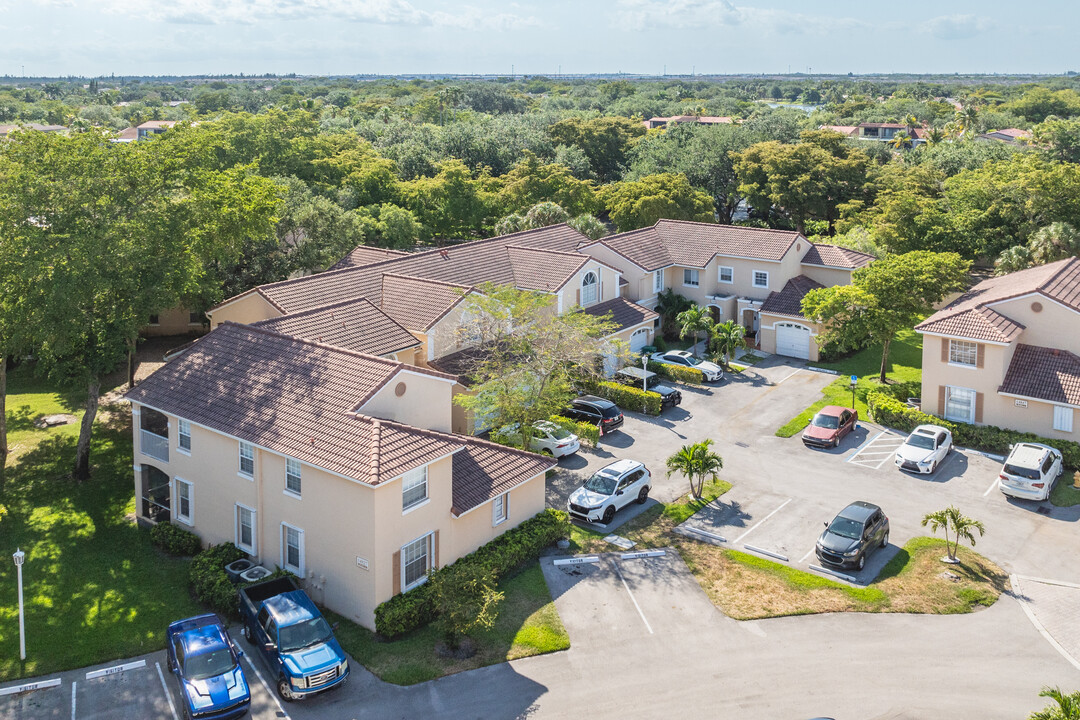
<box><xmin>920</xmin><ymin>14</ymin><xmax>991</xmax><ymax>40</ymax></box>
<box><xmin>614</xmin><ymin>0</ymin><xmax>865</xmax><ymax>35</ymax></box>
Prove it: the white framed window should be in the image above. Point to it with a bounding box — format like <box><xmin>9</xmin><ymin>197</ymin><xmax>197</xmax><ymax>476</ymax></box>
<box><xmin>949</xmin><ymin>339</ymin><xmax>978</xmax><ymax>367</ymax></box>
<box><xmin>402</xmin><ymin>465</ymin><xmax>428</xmax><ymax>511</ymax></box>
<box><xmin>944</xmin><ymin>386</ymin><xmax>975</xmax><ymax>423</ymax></box>
<box><xmin>493</xmin><ymin>492</ymin><xmax>509</xmax><ymax>526</ymax></box>
<box><xmin>238</xmin><ymin>441</ymin><xmax>254</xmax><ymax>477</ymax></box>
<box><xmin>581</xmin><ymin>271</ymin><xmax>598</xmax><ymax>306</ymax></box>
<box><xmin>175</xmin><ymin>478</ymin><xmax>193</xmax><ymax>525</ymax></box>
<box><xmin>653</xmin><ymin>270</ymin><xmax>663</xmax><ymax>293</ymax></box>
<box><xmin>718</xmin><ymin>266</ymin><xmax>734</xmax><ymax>284</ymax></box>
<box><xmin>752</xmin><ymin>270</ymin><xmax>769</xmax><ymax>289</ymax></box>
<box><xmin>401</xmin><ymin>533</ymin><xmax>433</xmax><ymax>591</ymax></box>
<box><xmin>281</xmin><ymin>523</ymin><xmax>304</xmax><ymax>575</ymax></box>
<box><xmin>683</xmin><ymin>268</ymin><xmax>699</xmax><ymax>287</ymax></box>
<box><xmin>235</xmin><ymin>504</ymin><xmax>256</xmax><ymax>554</ymax></box>
<box><xmin>177</xmin><ymin>419</ymin><xmax>191</xmax><ymax>453</ymax></box>
<box><xmin>1054</xmin><ymin>405</ymin><xmax>1074</xmax><ymax>433</ymax></box>
<box><xmin>285</xmin><ymin>458</ymin><xmax>302</xmax><ymax>497</ymax></box>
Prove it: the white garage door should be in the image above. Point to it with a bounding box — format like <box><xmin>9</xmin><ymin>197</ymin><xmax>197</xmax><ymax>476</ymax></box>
<box><xmin>630</xmin><ymin>328</ymin><xmax>650</xmax><ymax>353</ymax></box>
<box><xmin>775</xmin><ymin>322</ymin><xmax>811</xmax><ymax>360</ymax></box>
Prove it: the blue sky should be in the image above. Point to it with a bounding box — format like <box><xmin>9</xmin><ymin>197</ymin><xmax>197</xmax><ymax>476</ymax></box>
<box><xmin>1</xmin><ymin>0</ymin><xmax>1075</xmax><ymax>77</ymax></box>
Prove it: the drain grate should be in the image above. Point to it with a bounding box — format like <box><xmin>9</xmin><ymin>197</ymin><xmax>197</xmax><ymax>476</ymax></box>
<box><xmin>735</xmin><ymin>441</ymin><xmax>750</xmax><ymax>448</ymax></box>
<box><xmin>1037</xmin><ymin>506</ymin><xmax>1052</xmax><ymax>515</ymax></box>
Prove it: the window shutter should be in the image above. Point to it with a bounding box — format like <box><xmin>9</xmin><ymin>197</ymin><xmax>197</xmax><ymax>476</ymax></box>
<box><xmin>392</xmin><ymin>550</ymin><xmax>401</xmax><ymax>595</ymax></box>
<box><xmin>937</xmin><ymin>385</ymin><xmax>946</xmax><ymax>415</ymax></box>
<box><xmin>941</xmin><ymin>339</ymin><xmax>949</xmax><ymax>363</ymax></box>
<box><xmin>976</xmin><ymin>344</ymin><xmax>985</xmax><ymax>369</ymax></box>
<box><xmin>432</xmin><ymin>531</ymin><xmax>440</xmax><ymax>570</ymax></box>
<box><xmin>975</xmin><ymin>392</ymin><xmax>984</xmax><ymax>423</ymax></box>
<box><xmin>505</xmin><ymin>494</ymin><xmax>510</xmax><ymax>521</ymax></box>
<box><xmin>576</xmin><ymin>289</ymin><xmax>581</xmax><ymax>305</ymax></box>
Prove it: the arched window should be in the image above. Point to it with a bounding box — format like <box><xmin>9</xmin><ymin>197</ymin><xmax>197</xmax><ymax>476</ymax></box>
<box><xmin>581</xmin><ymin>271</ymin><xmax>598</xmax><ymax>306</ymax></box>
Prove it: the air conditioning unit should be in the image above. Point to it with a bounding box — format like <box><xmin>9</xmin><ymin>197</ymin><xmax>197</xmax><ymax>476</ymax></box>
<box><xmin>239</xmin><ymin>565</ymin><xmax>272</xmax><ymax>583</ymax></box>
<box><xmin>224</xmin><ymin>558</ymin><xmax>256</xmax><ymax>584</ymax></box>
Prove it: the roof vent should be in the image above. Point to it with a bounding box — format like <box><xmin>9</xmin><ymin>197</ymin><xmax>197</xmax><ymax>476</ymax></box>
<box><xmin>395</xmin><ymin>382</ymin><xmax>407</xmax><ymax>397</ymax></box>
<box><xmin>1052</xmin><ymin>349</ymin><xmax>1060</xmax><ymax>356</ymax></box>
<box><xmin>1031</xmin><ymin>301</ymin><xmax>1043</xmax><ymax>313</ymax></box>
<box><xmin>439</xmin><ymin>249</ymin><xmax>449</xmax><ymax>259</ymax></box>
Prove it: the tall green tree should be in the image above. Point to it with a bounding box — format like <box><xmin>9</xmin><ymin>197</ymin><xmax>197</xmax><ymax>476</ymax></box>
<box><xmin>802</xmin><ymin>251</ymin><xmax>969</xmax><ymax>382</ymax></box>
<box><xmin>710</xmin><ymin>320</ymin><xmax>747</xmax><ymax>368</ymax></box>
<box><xmin>676</xmin><ymin>305</ymin><xmax>714</xmax><ymax>359</ymax></box>
<box><xmin>548</xmin><ymin>116</ymin><xmax>646</xmax><ymax>183</ymax></box>
<box><xmin>402</xmin><ymin>159</ymin><xmax>499</xmax><ymax>239</ymax></box>
<box><xmin>598</xmin><ymin>173</ymin><xmax>714</xmax><ymax>233</ymax></box>
<box><xmin>921</xmin><ymin>506</ymin><xmax>986</xmax><ymax>562</ymax></box>
<box><xmin>665</xmin><ymin>439</ymin><xmax>724</xmax><ymax>501</ymax></box>
<box><xmin>497</xmin><ymin>151</ymin><xmax>599</xmax><ymax>217</ymax></box>
<box><xmin>0</xmin><ymin>129</ymin><xmax>280</xmax><ymax>480</ymax></box>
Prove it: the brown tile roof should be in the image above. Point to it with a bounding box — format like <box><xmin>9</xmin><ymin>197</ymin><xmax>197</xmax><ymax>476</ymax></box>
<box><xmin>116</xmin><ymin>127</ymin><xmax>139</xmax><ymax>140</ymax></box>
<box><xmin>506</xmin><ymin>245</ymin><xmax>587</xmax><ymax>292</ymax></box>
<box><xmin>582</xmin><ymin>297</ymin><xmax>659</xmax><ymax>333</ymax></box>
<box><xmin>588</xmin><ymin>220</ymin><xmax>803</xmax><ymax>271</ymax></box>
<box><xmin>330</xmin><ymin>245</ymin><xmax>410</xmax><ymax>271</ymax></box>
<box><xmin>761</xmin><ymin>275</ymin><xmax>825</xmax><ymax>318</ymax></box>
<box><xmin>820</xmin><ymin>125</ymin><xmax>859</xmax><ymax>136</ymax></box>
<box><xmin>801</xmin><ymin>243</ymin><xmax>875</xmax><ymax>269</ymax></box>
<box><xmin>251</xmin><ymin>298</ymin><xmax>419</xmax><ymax>356</ymax></box>
<box><xmin>137</xmin><ymin>120</ymin><xmax>178</xmax><ymax>129</ymax></box>
<box><xmin>380</xmin><ymin>274</ymin><xmax>471</xmax><ymax>332</ymax></box>
<box><xmin>999</xmin><ymin>344</ymin><xmax>1080</xmax><ymax>407</ymax></box>
<box><xmin>915</xmin><ymin>257</ymin><xmax>1080</xmax><ymax>342</ymax></box>
<box><xmin>124</xmin><ymin>322</ymin><xmax>552</xmax><ymax>499</ymax></box>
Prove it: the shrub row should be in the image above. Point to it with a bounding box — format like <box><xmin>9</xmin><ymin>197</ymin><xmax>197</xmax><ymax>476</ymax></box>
<box><xmin>547</xmin><ymin>415</ymin><xmax>599</xmax><ymax>447</ymax></box>
<box><xmin>150</xmin><ymin>522</ymin><xmax>202</xmax><ymax>556</ymax></box>
<box><xmin>867</xmin><ymin>391</ymin><xmax>1080</xmax><ymax>470</ymax></box>
<box><xmin>652</xmin><ymin>362</ymin><xmax>705</xmax><ymax>385</ymax></box>
<box><xmin>579</xmin><ymin>378</ymin><xmax>662</xmax><ymax>416</ymax></box>
<box><xmin>374</xmin><ymin>508</ymin><xmax>569</xmax><ymax>638</ymax></box>
<box><xmin>190</xmin><ymin>543</ymin><xmax>247</xmax><ymax>618</ymax></box>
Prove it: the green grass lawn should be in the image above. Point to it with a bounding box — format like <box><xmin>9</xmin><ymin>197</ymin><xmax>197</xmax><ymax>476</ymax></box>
<box><xmin>1051</xmin><ymin>477</ymin><xmax>1080</xmax><ymax>507</ymax></box>
<box><xmin>0</xmin><ymin>367</ymin><xmax>202</xmax><ymax>682</ymax></box>
<box><xmin>327</xmin><ymin>562</ymin><xmax>569</xmax><ymax>685</ymax></box>
<box><xmin>776</xmin><ymin>328</ymin><xmax>924</xmax><ymax>438</ymax></box>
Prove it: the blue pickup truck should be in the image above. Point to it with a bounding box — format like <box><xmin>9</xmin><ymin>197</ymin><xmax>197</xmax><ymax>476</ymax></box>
<box><xmin>165</xmin><ymin>614</ymin><xmax>251</xmax><ymax>720</ymax></box>
<box><xmin>238</xmin><ymin>576</ymin><xmax>349</xmax><ymax>701</ymax></box>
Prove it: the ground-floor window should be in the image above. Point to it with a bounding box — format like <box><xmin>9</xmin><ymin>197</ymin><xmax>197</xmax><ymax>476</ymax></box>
<box><xmin>175</xmin><ymin>478</ymin><xmax>193</xmax><ymax>525</ymax></box>
<box><xmin>281</xmin><ymin>523</ymin><xmax>304</xmax><ymax>575</ymax></box>
<box><xmin>1054</xmin><ymin>405</ymin><xmax>1074</xmax><ymax>433</ymax></box>
<box><xmin>944</xmin><ymin>386</ymin><xmax>975</xmax><ymax>423</ymax></box>
<box><xmin>493</xmin><ymin>493</ymin><xmax>509</xmax><ymax>526</ymax></box>
<box><xmin>402</xmin><ymin>533</ymin><xmax>432</xmax><ymax>591</ymax></box>
<box><xmin>139</xmin><ymin>465</ymin><xmax>171</xmax><ymax>523</ymax></box>
<box><xmin>236</xmin><ymin>504</ymin><xmax>256</xmax><ymax>554</ymax></box>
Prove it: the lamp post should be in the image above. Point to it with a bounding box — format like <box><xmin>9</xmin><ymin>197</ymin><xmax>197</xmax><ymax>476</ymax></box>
<box><xmin>641</xmin><ymin>354</ymin><xmax>649</xmax><ymax>393</ymax></box>
<box><xmin>13</xmin><ymin>548</ymin><xmax>25</xmax><ymax>661</ymax></box>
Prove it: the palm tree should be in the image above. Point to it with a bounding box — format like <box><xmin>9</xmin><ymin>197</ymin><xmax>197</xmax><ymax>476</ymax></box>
<box><xmin>711</xmin><ymin>320</ymin><xmax>746</xmax><ymax>368</ymax></box>
<box><xmin>921</xmin><ymin>506</ymin><xmax>986</xmax><ymax>562</ymax></box>
<box><xmin>656</xmin><ymin>289</ymin><xmax>693</xmax><ymax>340</ymax></box>
<box><xmin>888</xmin><ymin>131</ymin><xmax>914</xmax><ymax>150</ymax></box>
<box><xmin>955</xmin><ymin>105</ymin><xmax>979</xmax><ymax>137</ymax></box>
<box><xmin>923</xmin><ymin>127</ymin><xmax>947</xmax><ymax>146</ymax></box>
<box><xmin>665</xmin><ymin>439</ymin><xmax>724</xmax><ymax>500</ymax></box>
<box><xmin>1029</xmin><ymin>222</ymin><xmax>1080</xmax><ymax>265</ymax></box>
<box><xmin>676</xmin><ymin>305</ymin><xmax>714</xmax><ymax>358</ymax></box>
<box><xmin>1031</xmin><ymin>686</ymin><xmax>1080</xmax><ymax>720</ymax></box>
<box><xmin>994</xmin><ymin>245</ymin><xmax>1034</xmax><ymax>275</ymax></box>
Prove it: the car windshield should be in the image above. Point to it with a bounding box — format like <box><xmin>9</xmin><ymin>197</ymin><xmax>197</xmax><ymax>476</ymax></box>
<box><xmin>680</xmin><ymin>355</ymin><xmax>702</xmax><ymax>366</ymax></box>
<box><xmin>584</xmin><ymin>473</ymin><xmax>617</xmax><ymax>495</ymax></box>
<box><xmin>828</xmin><ymin>516</ymin><xmax>863</xmax><ymax>540</ymax></box>
<box><xmin>184</xmin><ymin>649</ymin><xmax>236</xmax><ymax>681</ymax></box>
<box><xmin>278</xmin><ymin>617</ymin><xmax>334</xmax><ymax>653</ymax></box>
<box><xmin>1003</xmin><ymin>463</ymin><xmax>1041</xmax><ymax>480</ymax></box>
<box><xmin>906</xmin><ymin>433</ymin><xmax>935</xmax><ymax>450</ymax></box>
<box><xmin>811</xmin><ymin>413</ymin><xmax>839</xmax><ymax>430</ymax></box>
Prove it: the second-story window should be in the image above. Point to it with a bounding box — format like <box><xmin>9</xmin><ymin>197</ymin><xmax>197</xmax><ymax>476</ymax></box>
<box><xmin>402</xmin><ymin>466</ymin><xmax>428</xmax><ymax>511</ymax></box>
<box><xmin>753</xmin><ymin>270</ymin><xmax>769</xmax><ymax>289</ymax></box>
<box><xmin>718</xmin><ymin>266</ymin><xmax>734</xmax><ymax>284</ymax></box>
<box><xmin>238</xmin><ymin>441</ymin><xmax>254</xmax><ymax>477</ymax></box>
<box><xmin>177</xmin><ymin>419</ymin><xmax>191</xmax><ymax>453</ymax></box>
<box><xmin>683</xmin><ymin>269</ymin><xmax>699</xmax><ymax>287</ymax></box>
<box><xmin>286</xmin><ymin>458</ymin><xmax>302</xmax><ymax>497</ymax></box>
<box><xmin>653</xmin><ymin>270</ymin><xmax>663</xmax><ymax>293</ymax></box>
<box><xmin>949</xmin><ymin>339</ymin><xmax>978</xmax><ymax>367</ymax></box>
<box><xmin>581</xmin><ymin>271</ymin><xmax>598</xmax><ymax>306</ymax></box>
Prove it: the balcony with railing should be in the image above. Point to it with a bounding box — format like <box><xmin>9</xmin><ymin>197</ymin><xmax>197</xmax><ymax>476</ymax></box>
<box><xmin>139</xmin><ymin>408</ymin><xmax>169</xmax><ymax>463</ymax></box>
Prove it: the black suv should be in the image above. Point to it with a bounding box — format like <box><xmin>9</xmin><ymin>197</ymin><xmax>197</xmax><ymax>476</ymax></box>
<box><xmin>560</xmin><ymin>395</ymin><xmax>624</xmax><ymax>434</ymax></box>
<box><xmin>815</xmin><ymin>501</ymin><xmax>890</xmax><ymax>571</ymax></box>
<box><xmin>614</xmin><ymin>367</ymin><xmax>683</xmax><ymax>410</ymax></box>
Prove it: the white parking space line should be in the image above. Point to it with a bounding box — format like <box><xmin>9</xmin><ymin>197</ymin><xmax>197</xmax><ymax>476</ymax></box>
<box><xmin>984</xmin><ymin>476</ymin><xmax>1001</xmax><ymax>496</ymax></box>
<box><xmin>612</xmin><ymin>561</ymin><xmax>653</xmax><ymax>635</ymax></box>
<box><xmin>733</xmin><ymin>498</ymin><xmax>792</xmax><ymax>545</ymax></box>
<box><xmin>243</xmin><ymin>655</ymin><xmax>292</xmax><ymax>719</ymax></box>
<box><xmin>155</xmin><ymin>662</ymin><xmax>180</xmax><ymax>720</ymax></box>
<box><xmin>70</xmin><ymin>681</ymin><xmax>76</xmax><ymax>720</ymax></box>
<box><xmin>799</xmin><ymin>546</ymin><xmax>817</xmax><ymax>564</ymax></box>
<box><xmin>776</xmin><ymin>369</ymin><xmax>802</xmax><ymax>384</ymax></box>
<box><xmin>847</xmin><ymin>429</ymin><xmax>886</xmax><ymax>460</ymax></box>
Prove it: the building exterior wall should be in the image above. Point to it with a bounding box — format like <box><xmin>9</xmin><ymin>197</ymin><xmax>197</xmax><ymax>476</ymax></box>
<box><xmin>577</xmin><ymin>244</ymin><xmax>649</xmax><ymax>303</ymax></box>
<box><xmin>356</xmin><ymin>370</ymin><xmax>454</xmax><ymax>433</ymax></box>
<box><xmin>208</xmin><ymin>292</ymin><xmax>283</xmax><ymax>328</ymax></box>
<box><xmin>990</xmin><ymin>298</ymin><xmax>1080</xmax><ymax>356</ymax></box>
<box><xmin>800</xmin><ymin>265</ymin><xmax>854</xmax><ymax>288</ymax></box>
<box><xmin>568</xmin><ymin>260</ymin><xmax>621</xmax><ymax>308</ymax></box>
<box><xmin>447</xmin><ymin>475</ymin><xmax>546</xmax><ymax>559</ymax></box>
<box><xmin>143</xmin><ymin>306</ymin><xmax>206</xmax><ymax>338</ymax></box>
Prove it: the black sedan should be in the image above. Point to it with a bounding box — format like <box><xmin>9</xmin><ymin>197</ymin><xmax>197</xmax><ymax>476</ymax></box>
<box><xmin>560</xmin><ymin>395</ymin><xmax>624</xmax><ymax>435</ymax></box>
<box><xmin>815</xmin><ymin>501</ymin><xmax>889</xmax><ymax>571</ymax></box>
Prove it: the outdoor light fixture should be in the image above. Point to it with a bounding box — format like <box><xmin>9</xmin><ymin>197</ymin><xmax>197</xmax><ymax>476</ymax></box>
<box><xmin>13</xmin><ymin>548</ymin><xmax>25</xmax><ymax>660</ymax></box>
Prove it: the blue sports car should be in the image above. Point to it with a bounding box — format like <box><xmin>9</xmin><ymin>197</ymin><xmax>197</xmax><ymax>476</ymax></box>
<box><xmin>166</xmin><ymin>614</ymin><xmax>251</xmax><ymax>720</ymax></box>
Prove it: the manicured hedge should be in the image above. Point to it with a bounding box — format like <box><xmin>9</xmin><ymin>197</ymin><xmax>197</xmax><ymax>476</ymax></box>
<box><xmin>547</xmin><ymin>415</ymin><xmax>600</xmax><ymax>447</ymax></box>
<box><xmin>190</xmin><ymin>543</ymin><xmax>247</xmax><ymax>617</ymax></box>
<box><xmin>652</xmin><ymin>362</ymin><xmax>705</xmax><ymax>385</ymax></box>
<box><xmin>374</xmin><ymin>508</ymin><xmax>569</xmax><ymax>638</ymax></box>
<box><xmin>867</xmin><ymin>391</ymin><xmax>1080</xmax><ymax>470</ymax></box>
<box><xmin>579</xmin><ymin>378</ymin><xmax>662</xmax><ymax>416</ymax></box>
<box><xmin>150</xmin><ymin>522</ymin><xmax>202</xmax><ymax>556</ymax></box>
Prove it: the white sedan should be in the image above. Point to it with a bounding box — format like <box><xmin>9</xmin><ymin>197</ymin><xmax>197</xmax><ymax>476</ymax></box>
<box><xmin>529</xmin><ymin>421</ymin><xmax>581</xmax><ymax>458</ymax></box>
<box><xmin>894</xmin><ymin>424</ymin><xmax>953</xmax><ymax>474</ymax></box>
<box><xmin>650</xmin><ymin>350</ymin><xmax>724</xmax><ymax>382</ymax></box>
<box><xmin>567</xmin><ymin>459</ymin><xmax>651</xmax><ymax>525</ymax></box>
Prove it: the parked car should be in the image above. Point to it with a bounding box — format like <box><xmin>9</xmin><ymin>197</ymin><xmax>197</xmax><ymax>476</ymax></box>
<box><xmin>166</xmin><ymin>614</ymin><xmax>251</xmax><ymax>720</ymax></box>
<box><xmin>614</xmin><ymin>366</ymin><xmax>683</xmax><ymax>409</ymax></box>
<box><xmin>998</xmin><ymin>442</ymin><xmax>1064</xmax><ymax>501</ymax></box>
<box><xmin>649</xmin><ymin>350</ymin><xmax>724</xmax><ymax>382</ymax></box>
<box><xmin>496</xmin><ymin>421</ymin><xmax>581</xmax><ymax>458</ymax></box>
<box><xmin>238</xmin><ymin>576</ymin><xmax>349</xmax><ymax>701</ymax></box>
<box><xmin>801</xmin><ymin>406</ymin><xmax>858</xmax><ymax>448</ymax></box>
<box><xmin>567</xmin><ymin>458</ymin><xmax>651</xmax><ymax>524</ymax></box>
<box><xmin>894</xmin><ymin>424</ymin><xmax>953</xmax><ymax>474</ymax></box>
<box><xmin>560</xmin><ymin>395</ymin><xmax>624</xmax><ymax>434</ymax></box>
<box><xmin>815</xmin><ymin>501</ymin><xmax>890</xmax><ymax>571</ymax></box>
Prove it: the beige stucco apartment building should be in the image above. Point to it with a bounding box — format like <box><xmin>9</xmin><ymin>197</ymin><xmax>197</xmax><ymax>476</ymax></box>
<box><xmin>915</xmin><ymin>257</ymin><xmax>1080</xmax><ymax>441</ymax></box>
<box><xmin>125</xmin><ymin>323</ymin><xmax>552</xmax><ymax>630</ymax></box>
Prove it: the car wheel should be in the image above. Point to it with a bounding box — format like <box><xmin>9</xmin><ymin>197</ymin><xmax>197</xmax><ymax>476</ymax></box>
<box><xmin>881</xmin><ymin>531</ymin><xmax>889</xmax><ymax>549</ymax></box>
<box><xmin>602</xmin><ymin>506</ymin><xmax>616</xmax><ymax>525</ymax></box>
<box><xmin>929</xmin><ymin>460</ymin><xmax>937</xmax><ymax>474</ymax></box>
<box><xmin>636</xmin><ymin>486</ymin><xmax>649</xmax><ymax>505</ymax></box>
<box><xmin>242</xmin><ymin>624</ymin><xmax>253</xmax><ymax>643</ymax></box>
<box><xmin>857</xmin><ymin>554</ymin><xmax>866</xmax><ymax>571</ymax></box>
<box><xmin>277</xmin><ymin>677</ymin><xmax>296</xmax><ymax>702</ymax></box>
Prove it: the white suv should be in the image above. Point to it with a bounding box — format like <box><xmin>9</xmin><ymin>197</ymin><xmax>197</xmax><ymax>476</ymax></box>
<box><xmin>998</xmin><ymin>443</ymin><xmax>1063</xmax><ymax>501</ymax></box>
<box><xmin>567</xmin><ymin>459</ymin><xmax>651</xmax><ymax>525</ymax></box>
